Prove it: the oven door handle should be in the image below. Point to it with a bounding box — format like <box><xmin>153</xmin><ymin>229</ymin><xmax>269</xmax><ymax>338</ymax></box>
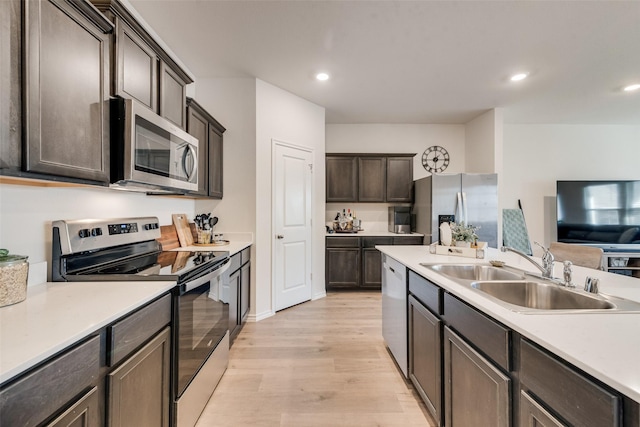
<box><xmin>181</xmin><ymin>259</ymin><xmax>231</xmax><ymax>294</ymax></box>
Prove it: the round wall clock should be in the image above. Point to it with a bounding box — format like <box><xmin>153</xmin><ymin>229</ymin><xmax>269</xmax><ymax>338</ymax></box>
<box><xmin>422</xmin><ymin>146</ymin><xmax>450</xmax><ymax>173</ymax></box>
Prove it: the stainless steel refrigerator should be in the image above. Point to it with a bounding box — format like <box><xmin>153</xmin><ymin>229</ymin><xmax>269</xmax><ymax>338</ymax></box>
<box><xmin>413</xmin><ymin>173</ymin><xmax>498</xmax><ymax>248</ymax></box>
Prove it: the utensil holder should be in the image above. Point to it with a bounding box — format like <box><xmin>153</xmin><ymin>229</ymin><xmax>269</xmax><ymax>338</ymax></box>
<box><xmin>196</xmin><ymin>229</ymin><xmax>212</xmax><ymax>244</ymax></box>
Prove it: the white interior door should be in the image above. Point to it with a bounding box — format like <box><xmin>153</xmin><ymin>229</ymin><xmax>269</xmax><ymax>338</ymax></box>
<box><xmin>273</xmin><ymin>141</ymin><xmax>313</xmax><ymax>311</ymax></box>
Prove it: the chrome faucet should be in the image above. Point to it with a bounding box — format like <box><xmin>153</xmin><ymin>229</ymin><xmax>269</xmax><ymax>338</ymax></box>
<box><xmin>501</xmin><ymin>241</ymin><xmax>555</xmax><ymax>278</ymax></box>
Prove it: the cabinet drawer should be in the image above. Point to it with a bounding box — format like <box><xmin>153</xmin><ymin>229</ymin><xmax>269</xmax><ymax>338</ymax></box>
<box><xmin>326</xmin><ymin>236</ymin><xmax>360</xmax><ymax>248</ymax></box>
<box><xmin>0</xmin><ymin>335</ymin><xmax>100</xmax><ymax>426</ymax></box>
<box><xmin>108</xmin><ymin>294</ymin><xmax>171</xmax><ymax>366</ymax></box>
<box><xmin>443</xmin><ymin>293</ymin><xmax>510</xmax><ymax>371</ymax></box>
<box><xmin>229</xmin><ymin>252</ymin><xmax>242</xmax><ymax>273</ymax></box>
<box><xmin>393</xmin><ymin>236</ymin><xmax>423</xmax><ymax>245</ymax></box>
<box><xmin>241</xmin><ymin>246</ymin><xmax>251</xmax><ymax>265</ymax></box>
<box><xmin>362</xmin><ymin>237</ymin><xmax>393</xmax><ymax>248</ymax></box>
<box><xmin>409</xmin><ymin>270</ymin><xmax>442</xmax><ymax>315</ymax></box>
<box><xmin>520</xmin><ymin>339</ymin><xmax>620</xmax><ymax>427</ymax></box>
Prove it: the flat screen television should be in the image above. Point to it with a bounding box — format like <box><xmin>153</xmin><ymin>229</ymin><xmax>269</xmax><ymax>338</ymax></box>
<box><xmin>556</xmin><ymin>180</ymin><xmax>640</xmax><ymax>249</ymax></box>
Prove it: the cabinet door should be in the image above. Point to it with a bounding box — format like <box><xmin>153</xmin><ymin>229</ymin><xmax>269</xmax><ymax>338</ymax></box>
<box><xmin>24</xmin><ymin>0</ymin><xmax>111</xmax><ymax>182</ymax></box>
<box><xmin>362</xmin><ymin>248</ymin><xmax>383</xmax><ymax>289</ymax></box>
<box><xmin>0</xmin><ymin>0</ymin><xmax>22</xmax><ymax>172</ymax></box>
<box><xmin>325</xmin><ymin>248</ymin><xmax>360</xmax><ymax>288</ymax></box>
<box><xmin>208</xmin><ymin>124</ymin><xmax>224</xmax><ymax>199</ymax></box>
<box><xmin>386</xmin><ymin>157</ymin><xmax>414</xmax><ymax>202</ymax></box>
<box><xmin>107</xmin><ymin>327</ymin><xmax>170</xmax><ymax>427</ymax></box>
<box><xmin>520</xmin><ymin>391</ymin><xmax>565</xmax><ymax>427</ymax></box>
<box><xmin>117</xmin><ymin>20</ymin><xmax>157</xmax><ymax>111</ymax></box>
<box><xmin>444</xmin><ymin>326</ymin><xmax>510</xmax><ymax>427</ymax></box>
<box><xmin>240</xmin><ymin>262</ymin><xmax>250</xmax><ymax>321</ymax></box>
<box><xmin>228</xmin><ymin>269</ymin><xmax>240</xmax><ymax>339</ymax></box>
<box><xmin>358</xmin><ymin>157</ymin><xmax>386</xmax><ymax>202</ymax></box>
<box><xmin>409</xmin><ymin>295</ymin><xmax>442</xmax><ymax>426</ymax></box>
<box><xmin>326</xmin><ymin>156</ymin><xmax>357</xmax><ymax>202</ymax></box>
<box><xmin>187</xmin><ymin>105</ymin><xmax>209</xmax><ymax>196</ymax></box>
<box><xmin>159</xmin><ymin>61</ymin><xmax>186</xmax><ymax>129</ymax></box>
<box><xmin>45</xmin><ymin>387</ymin><xmax>99</xmax><ymax>427</ymax></box>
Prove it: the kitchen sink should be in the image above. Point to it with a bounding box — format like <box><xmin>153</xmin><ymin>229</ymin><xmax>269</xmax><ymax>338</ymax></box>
<box><xmin>421</xmin><ymin>263</ymin><xmax>525</xmax><ymax>281</ymax></box>
<box><xmin>471</xmin><ymin>280</ymin><xmax>615</xmax><ymax>311</ymax></box>
<box><xmin>421</xmin><ymin>262</ymin><xmax>640</xmax><ymax>314</ymax></box>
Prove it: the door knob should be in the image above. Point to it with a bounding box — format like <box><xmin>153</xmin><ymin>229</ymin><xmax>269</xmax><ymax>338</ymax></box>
<box><xmin>276</xmin><ymin>234</ymin><xmax>284</xmax><ymax>239</ymax></box>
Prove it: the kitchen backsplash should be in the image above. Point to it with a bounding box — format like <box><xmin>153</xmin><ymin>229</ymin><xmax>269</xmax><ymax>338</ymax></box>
<box><xmin>325</xmin><ymin>202</ymin><xmax>411</xmax><ymax>232</ymax></box>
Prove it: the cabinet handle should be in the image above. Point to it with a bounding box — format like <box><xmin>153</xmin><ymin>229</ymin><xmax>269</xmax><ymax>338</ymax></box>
<box><xmin>276</xmin><ymin>234</ymin><xmax>284</xmax><ymax>239</ymax></box>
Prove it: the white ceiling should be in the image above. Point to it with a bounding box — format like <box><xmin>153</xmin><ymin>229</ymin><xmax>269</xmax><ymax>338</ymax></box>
<box><xmin>129</xmin><ymin>0</ymin><xmax>640</xmax><ymax>125</ymax></box>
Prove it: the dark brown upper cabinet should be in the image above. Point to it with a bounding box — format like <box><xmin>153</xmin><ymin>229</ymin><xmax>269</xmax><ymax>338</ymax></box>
<box><xmin>326</xmin><ymin>153</ymin><xmax>415</xmax><ymax>203</ymax></box>
<box><xmin>386</xmin><ymin>156</ymin><xmax>414</xmax><ymax>202</ymax></box>
<box><xmin>358</xmin><ymin>157</ymin><xmax>386</xmax><ymax>202</ymax></box>
<box><xmin>22</xmin><ymin>0</ymin><xmax>113</xmax><ymax>183</ymax></box>
<box><xmin>326</xmin><ymin>156</ymin><xmax>358</xmax><ymax>202</ymax></box>
<box><xmin>92</xmin><ymin>0</ymin><xmax>193</xmax><ymax>129</ymax></box>
<box><xmin>186</xmin><ymin>98</ymin><xmax>225</xmax><ymax>199</ymax></box>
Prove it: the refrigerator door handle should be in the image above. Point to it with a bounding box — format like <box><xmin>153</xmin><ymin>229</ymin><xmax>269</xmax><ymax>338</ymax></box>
<box><xmin>462</xmin><ymin>191</ymin><xmax>468</xmax><ymax>225</ymax></box>
<box><xmin>456</xmin><ymin>192</ymin><xmax>463</xmax><ymax>224</ymax></box>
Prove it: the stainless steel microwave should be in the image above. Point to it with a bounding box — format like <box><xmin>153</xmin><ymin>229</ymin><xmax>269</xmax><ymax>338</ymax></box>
<box><xmin>110</xmin><ymin>98</ymin><xmax>198</xmax><ymax>193</ymax></box>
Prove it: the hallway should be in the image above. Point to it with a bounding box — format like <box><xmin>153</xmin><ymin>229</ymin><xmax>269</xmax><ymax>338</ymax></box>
<box><xmin>196</xmin><ymin>291</ymin><xmax>435</xmax><ymax>426</ymax></box>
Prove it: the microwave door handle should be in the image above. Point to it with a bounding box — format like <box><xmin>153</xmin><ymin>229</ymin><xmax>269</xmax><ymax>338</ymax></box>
<box><xmin>182</xmin><ymin>144</ymin><xmax>197</xmax><ymax>181</ymax></box>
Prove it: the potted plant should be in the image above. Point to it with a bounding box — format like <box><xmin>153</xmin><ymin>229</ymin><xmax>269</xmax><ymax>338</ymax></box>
<box><xmin>450</xmin><ymin>222</ymin><xmax>479</xmax><ymax>247</ymax></box>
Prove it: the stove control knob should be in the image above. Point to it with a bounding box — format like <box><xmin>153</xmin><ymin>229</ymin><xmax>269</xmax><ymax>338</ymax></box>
<box><xmin>78</xmin><ymin>229</ymin><xmax>91</xmax><ymax>238</ymax></box>
<box><xmin>91</xmin><ymin>228</ymin><xmax>102</xmax><ymax>237</ymax></box>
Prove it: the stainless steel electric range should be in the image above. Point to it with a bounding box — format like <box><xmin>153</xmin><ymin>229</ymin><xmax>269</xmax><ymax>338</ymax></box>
<box><xmin>52</xmin><ymin>217</ymin><xmax>230</xmax><ymax>427</ymax></box>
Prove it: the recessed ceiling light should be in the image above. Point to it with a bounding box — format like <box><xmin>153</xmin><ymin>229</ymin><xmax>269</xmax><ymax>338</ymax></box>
<box><xmin>623</xmin><ymin>83</ymin><xmax>640</xmax><ymax>92</ymax></box>
<box><xmin>510</xmin><ymin>73</ymin><xmax>529</xmax><ymax>82</ymax></box>
<box><xmin>316</xmin><ymin>72</ymin><xmax>330</xmax><ymax>81</ymax></box>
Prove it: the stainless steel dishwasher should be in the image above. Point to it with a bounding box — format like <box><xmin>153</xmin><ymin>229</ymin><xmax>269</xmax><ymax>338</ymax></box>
<box><xmin>381</xmin><ymin>253</ymin><xmax>408</xmax><ymax>378</ymax></box>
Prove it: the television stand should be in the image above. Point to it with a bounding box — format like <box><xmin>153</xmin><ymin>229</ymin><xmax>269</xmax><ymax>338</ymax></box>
<box><xmin>601</xmin><ymin>249</ymin><xmax>640</xmax><ymax>279</ymax></box>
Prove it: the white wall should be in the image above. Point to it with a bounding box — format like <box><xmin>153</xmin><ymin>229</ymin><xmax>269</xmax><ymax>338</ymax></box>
<box><xmin>193</xmin><ymin>78</ymin><xmax>257</xmax><ymax>233</ymax></box>
<box><xmin>0</xmin><ymin>183</ymin><xmax>194</xmax><ymax>277</ymax></box>
<box><xmin>465</xmin><ymin>109</ymin><xmax>503</xmax><ymax>174</ymax></box>
<box><xmin>503</xmin><ymin>124</ymin><xmax>640</xmax><ymax>254</ymax></box>
<box><xmin>255</xmin><ymin>79</ymin><xmax>326</xmax><ymax>319</ymax></box>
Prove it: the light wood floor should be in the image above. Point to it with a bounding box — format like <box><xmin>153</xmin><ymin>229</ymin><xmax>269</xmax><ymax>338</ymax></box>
<box><xmin>195</xmin><ymin>291</ymin><xmax>436</xmax><ymax>427</ymax></box>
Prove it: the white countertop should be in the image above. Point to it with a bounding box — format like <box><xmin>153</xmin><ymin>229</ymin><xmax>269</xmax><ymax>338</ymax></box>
<box><xmin>376</xmin><ymin>245</ymin><xmax>640</xmax><ymax>404</ymax></box>
<box><xmin>0</xmin><ymin>279</ymin><xmax>175</xmax><ymax>385</ymax></box>
<box><xmin>326</xmin><ymin>231</ymin><xmax>424</xmax><ymax>237</ymax></box>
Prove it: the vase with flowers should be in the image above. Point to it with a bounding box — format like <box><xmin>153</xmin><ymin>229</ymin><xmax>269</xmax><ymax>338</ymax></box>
<box><xmin>450</xmin><ymin>222</ymin><xmax>479</xmax><ymax>248</ymax></box>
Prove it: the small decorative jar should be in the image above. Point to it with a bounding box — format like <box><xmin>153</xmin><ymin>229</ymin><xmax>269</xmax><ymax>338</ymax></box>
<box><xmin>0</xmin><ymin>251</ymin><xmax>29</xmax><ymax>308</ymax></box>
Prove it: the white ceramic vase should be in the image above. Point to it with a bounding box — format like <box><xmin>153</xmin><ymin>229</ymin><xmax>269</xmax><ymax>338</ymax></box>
<box><xmin>455</xmin><ymin>240</ymin><xmax>471</xmax><ymax>248</ymax></box>
<box><xmin>439</xmin><ymin>222</ymin><xmax>452</xmax><ymax>246</ymax></box>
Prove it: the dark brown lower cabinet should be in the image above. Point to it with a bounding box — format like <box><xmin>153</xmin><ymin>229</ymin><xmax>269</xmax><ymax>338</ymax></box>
<box><xmin>46</xmin><ymin>387</ymin><xmax>100</xmax><ymax>427</ymax></box>
<box><xmin>107</xmin><ymin>327</ymin><xmax>171</xmax><ymax>427</ymax></box>
<box><xmin>326</xmin><ymin>236</ymin><xmax>422</xmax><ymax>290</ymax></box>
<box><xmin>444</xmin><ymin>326</ymin><xmax>510</xmax><ymax>427</ymax></box>
<box><xmin>519</xmin><ymin>390</ymin><xmax>565</xmax><ymax>427</ymax></box>
<box><xmin>362</xmin><ymin>248</ymin><xmax>383</xmax><ymax>288</ymax></box>
<box><xmin>519</xmin><ymin>338</ymin><xmax>621</xmax><ymax>427</ymax></box>
<box><xmin>408</xmin><ymin>295</ymin><xmax>442</xmax><ymax>426</ymax></box>
<box><xmin>229</xmin><ymin>247</ymin><xmax>251</xmax><ymax>343</ymax></box>
<box><xmin>326</xmin><ymin>247</ymin><xmax>361</xmax><ymax>288</ymax></box>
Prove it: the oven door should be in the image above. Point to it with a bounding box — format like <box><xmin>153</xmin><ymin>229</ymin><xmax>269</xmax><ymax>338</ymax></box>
<box><xmin>175</xmin><ymin>260</ymin><xmax>230</xmax><ymax>398</ymax></box>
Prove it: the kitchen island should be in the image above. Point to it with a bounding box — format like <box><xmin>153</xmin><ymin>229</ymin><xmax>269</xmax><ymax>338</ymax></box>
<box><xmin>377</xmin><ymin>245</ymin><xmax>640</xmax><ymax>426</ymax></box>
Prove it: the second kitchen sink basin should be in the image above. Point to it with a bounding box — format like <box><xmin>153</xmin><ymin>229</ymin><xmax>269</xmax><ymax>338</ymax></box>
<box><xmin>471</xmin><ymin>280</ymin><xmax>616</xmax><ymax>311</ymax></box>
<box><xmin>422</xmin><ymin>263</ymin><xmax>525</xmax><ymax>281</ymax></box>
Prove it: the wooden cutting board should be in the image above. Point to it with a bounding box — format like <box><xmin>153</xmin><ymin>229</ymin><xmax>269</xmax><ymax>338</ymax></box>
<box><xmin>172</xmin><ymin>214</ymin><xmax>194</xmax><ymax>247</ymax></box>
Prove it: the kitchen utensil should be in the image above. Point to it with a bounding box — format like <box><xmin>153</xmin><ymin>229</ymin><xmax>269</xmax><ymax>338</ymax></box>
<box><xmin>172</xmin><ymin>214</ymin><xmax>194</xmax><ymax>247</ymax></box>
